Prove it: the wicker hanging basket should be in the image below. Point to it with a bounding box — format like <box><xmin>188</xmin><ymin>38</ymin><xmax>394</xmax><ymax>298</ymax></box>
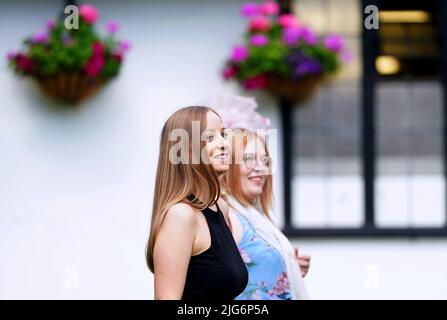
<box><xmin>35</xmin><ymin>73</ymin><xmax>107</xmax><ymax>105</ymax></box>
<box><xmin>265</xmin><ymin>74</ymin><xmax>324</xmax><ymax>105</ymax></box>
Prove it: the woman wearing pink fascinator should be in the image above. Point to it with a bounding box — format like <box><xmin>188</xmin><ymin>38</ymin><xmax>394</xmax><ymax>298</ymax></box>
<box><xmin>202</xmin><ymin>95</ymin><xmax>311</xmax><ymax>300</ymax></box>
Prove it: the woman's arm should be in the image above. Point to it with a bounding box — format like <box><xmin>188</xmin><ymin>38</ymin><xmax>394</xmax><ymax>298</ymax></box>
<box><xmin>153</xmin><ymin>203</ymin><xmax>197</xmax><ymax>299</ymax></box>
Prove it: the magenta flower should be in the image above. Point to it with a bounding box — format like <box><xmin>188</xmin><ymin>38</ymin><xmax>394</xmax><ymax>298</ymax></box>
<box><xmin>249</xmin><ymin>16</ymin><xmax>270</xmax><ymax>32</ymax></box>
<box><xmin>118</xmin><ymin>40</ymin><xmax>131</xmax><ymax>53</ymax></box>
<box><xmin>85</xmin><ymin>56</ymin><xmax>104</xmax><ymax>77</ymax></box>
<box><xmin>324</xmin><ymin>35</ymin><xmax>344</xmax><ymax>52</ymax></box>
<box><xmin>46</xmin><ymin>19</ymin><xmax>56</xmax><ymax>30</ymax></box>
<box><xmin>244</xmin><ymin>74</ymin><xmax>268</xmax><ymax>90</ymax></box>
<box><xmin>79</xmin><ymin>4</ymin><xmax>99</xmax><ymax>24</ymax></box>
<box><xmin>223</xmin><ymin>66</ymin><xmax>238</xmax><ymax>80</ymax></box>
<box><xmin>92</xmin><ymin>42</ymin><xmax>104</xmax><ymax>56</ymax></box>
<box><xmin>300</xmin><ymin>27</ymin><xmax>317</xmax><ymax>45</ymax></box>
<box><xmin>31</xmin><ymin>32</ymin><xmax>49</xmax><ymax>44</ymax></box>
<box><xmin>111</xmin><ymin>53</ymin><xmax>123</xmax><ymax>62</ymax></box>
<box><xmin>106</xmin><ymin>21</ymin><xmax>119</xmax><ymax>34</ymax></box>
<box><xmin>258</xmin><ymin>1</ymin><xmax>279</xmax><ymax>16</ymax></box>
<box><xmin>282</xmin><ymin>26</ymin><xmax>301</xmax><ymax>46</ymax></box>
<box><xmin>250</xmin><ymin>34</ymin><xmax>269</xmax><ymax>47</ymax></box>
<box><xmin>231</xmin><ymin>46</ymin><xmax>249</xmax><ymax>62</ymax></box>
<box><xmin>240</xmin><ymin>3</ymin><xmax>259</xmax><ymax>17</ymax></box>
<box><xmin>84</xmin><ymin>42</ymin><xmax>105</xmax><ymax>77</ymax></box>
<box><xmin>15</xmin><ymin>54</ymin><xmax>33</xmax><ymax>73</ymax></box>
<box><xmin>278</xmin><ymin>14</ymin><xmax>298</xmax><ymax>28</ymax></box>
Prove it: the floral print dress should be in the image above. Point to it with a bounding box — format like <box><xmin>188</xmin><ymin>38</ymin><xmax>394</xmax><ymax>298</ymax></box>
<box><xmin>235</xmin><ymin>212</ymin><xmax>293</xmax><ymax>300</ymax></box>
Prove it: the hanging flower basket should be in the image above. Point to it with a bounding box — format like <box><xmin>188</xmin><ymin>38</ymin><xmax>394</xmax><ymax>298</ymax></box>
<box><xmin>222</xmin><ymin>0</ymin><xmax>351</xmax><ymax>105</ymax></box>
<box><xmin>265</xmin><ymin>73</ymin><xmax>323</xmax><ymax>104</ymax></box>
<box><xmin>35</xmin><ymin>73</ymin><xmax>106</xmax><ymax>104</ymax></box>
<box><xmin>6</xmin><ymin>3</ymin><xmax>130</xmax><ymax>106</ymax></box>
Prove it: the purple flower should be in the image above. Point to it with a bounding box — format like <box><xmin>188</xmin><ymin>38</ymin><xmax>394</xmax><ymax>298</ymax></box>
<box><xmin>231</xmin><ymin>46</ymin><xmax>249</xmax><ymax>62</ymax></box>
<box><xmin>31</xmin><ymin>32</ymin><xmax>49</xmax><ymax>44</ymax></box>
<box><xmin>282</xmin><ymin>26</ymin><xmax>301</xmax><ymax>46</ymax></box>
<box><xmin>46</xmin><ymin>19</ymin><xmax>56</xmax><ymax>30</ymax></box>
<box><xmin>240</xmin><ymin>3</ymin><xmax>259</xmax><ymax>17</ymax></box>
<box><xmin>300</xmin><ymin>27</ymin><xmax>317</xmax><ymax>45</ymax></box>
<box><xmin>324</xmin><ymin>35</ymin><xmax>344</xmax><ymax>52</ymax></box>
<box><xmin>6</xmin><ymin>51</ymin><xmax>16</xmax><ymax>61</ymax></box>
<box><xmin>295</xmin><ymin>59</ymin><xmax>322</xmax><ymax>76</ymax></box>
<box><xmin>287</xmin><ymin>50</ymin><xmax>322</xmax><ymax>78</ymax></box>
<box><xmin>250</xmin><ymin>34</ymin><xmax>268</xmax><ymax>47</ymax></box>
<box><xmin>106</xmin><ymin>21</ymin><xmax>119</xmax><ymax>34</ymax></box>
<box><xmin>118</xmin><ymin>40</ymin><xmax>131</xmax><ymax>53</ymax></box>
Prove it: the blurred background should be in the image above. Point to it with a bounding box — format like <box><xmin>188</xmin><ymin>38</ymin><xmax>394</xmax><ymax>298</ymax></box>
<box><xmin>1</xmin><ymin>0</ymin><xmax>447</xmax><ymax>299</ymax></box>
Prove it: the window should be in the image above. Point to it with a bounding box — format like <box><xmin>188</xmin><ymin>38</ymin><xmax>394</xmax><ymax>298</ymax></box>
<box><xmin>282</xmin><ymin>0</ymin><xmax>447</xmax><ymax>237</ymax></box>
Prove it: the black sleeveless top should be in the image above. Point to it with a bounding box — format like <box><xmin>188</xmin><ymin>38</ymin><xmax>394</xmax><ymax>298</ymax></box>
<box><xmin>182</xmin><ymin>202</ymin><xmax>248</xmax><ymax>301</ymax></box>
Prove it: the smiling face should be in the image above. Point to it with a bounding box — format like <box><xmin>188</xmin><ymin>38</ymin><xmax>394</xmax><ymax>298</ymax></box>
<box><xmin>204</xmin><ymin>111</ymin><xmax>230</xmax><ymax>175</ymax></box>
<box><xmin>239</xmin><ymin>137</ymin><xmax>271</xmax><ymax>203</ymax></box>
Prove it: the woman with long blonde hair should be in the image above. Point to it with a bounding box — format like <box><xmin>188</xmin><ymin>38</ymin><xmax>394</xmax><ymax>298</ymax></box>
<box><xmin>146</xmin><ymin>106</ymin><xmax>248</xmax><ymax>300</ymax></box>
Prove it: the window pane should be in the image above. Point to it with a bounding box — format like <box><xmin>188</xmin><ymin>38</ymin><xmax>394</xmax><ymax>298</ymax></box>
<box><xmin>375</xmin><ymin>81</ymin><xmax>446</xmax><ymax>228</ymax></box>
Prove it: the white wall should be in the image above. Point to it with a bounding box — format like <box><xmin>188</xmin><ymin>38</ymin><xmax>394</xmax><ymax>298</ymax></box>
<box><xmin>0</xmin><ymin>0</ymin><xmax>446</xmax><ymax>300</ymax></box>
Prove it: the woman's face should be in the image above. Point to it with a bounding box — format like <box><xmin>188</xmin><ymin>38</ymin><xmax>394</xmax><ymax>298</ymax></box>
<box><xmin>239</xmin><ymin>137</ymin><xmax>271</xmax><ymax>203</ymax></box>
<box><xmin>204</xmin><ymin>111</ymin><xmax>230</xmax><ymax>174</ymax></box>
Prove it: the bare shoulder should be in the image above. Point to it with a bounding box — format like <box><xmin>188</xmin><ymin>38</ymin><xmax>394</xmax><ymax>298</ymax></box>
<box><xmin>162</xmin><ymin>202</ymin><xmax>198</xmax><ymax>228</ymax></box>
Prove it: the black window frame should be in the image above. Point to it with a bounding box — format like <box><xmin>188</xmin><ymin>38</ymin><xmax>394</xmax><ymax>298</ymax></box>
<box><xmin>281</xmin><ymin>0</ymin><xmax>447</xmax><ymax>238</ymax></box>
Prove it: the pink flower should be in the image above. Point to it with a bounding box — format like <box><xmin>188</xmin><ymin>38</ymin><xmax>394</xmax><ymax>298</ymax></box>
<box><xmin>250</xmin><ymin>34</ymin><xmax>269</xmax><ymax>47</ymax></box>
<box><xmin>31</xmin><ymin>32</ymin><xmax>49</xmax><ymax>44</ymax></box>
<box><xmin>118</xmin><ymin>40</ymin><xmax>131</xmax><ymax>54</ymax></box>
<box><xmin>84</xmin><ymin>55</ymin><xmax>104</xmax><ymax>77</ymax></box>
<box><xmin>249</xmin><ymin>16</ymin><xmax>270</xmax><ymax>32</ymax></box>
<box><xmin>92</xmin><ymin>42</ymin><xmax>104</xmax><ymax>56</ymax></box>
<box><xmin>278</xmin><ymin>14</ymin><xmax>298</xmax><ymax>28</ymax></box>
<box><xmin>79</xmin><ymin>4</ymin><xmax>99</xmax><ymax>24</ymax></box>
<box><xmin>223</xmin><ymin>65</ymin><xmax>238</xmax><ymax>80</ymax></box>
<box><xmin>231</xmin><ymin>46</ymin><xmax>248</xmax><ymax>63</ymax></box>
<box><xmin>258</xmin><ymin>1</ymin><xmax>279</xmax><ymax>16</ymax></box>
<box><xmin>84</xmin><ymin>42</ymin><xmax>105</xmax><ymax>77</ymax></box>
<box><xmin>324</xmin><ymin>35</ymin><xmax>344</xmax><ymax>52</ymax></box>
<box><xmin>46</xmin><ymin>19</ymin><xmax>56</xmax><ymax>30</ymax></box>
<box><xmin>244</xmin><ymin>74</ymin><xmax>268</xmax><ymax>90</ymax></box>
<box><xmin>240</xmin><ymin>3</ymin><xmax>259</xmax><ymax>17</ymax></box>
<box><xmin>6</xmin><ymin>51</ymin><xmax>16</xmax><ymax>61</ymax></box>
<box><xmin>239</xmin><ymin>248</ymin><xmax>252</xmax><ymax>264</ymax></box>
<box><xmin>107</xmin><ymin>21</ymin><xmax>119</xmax><ymax>34</ymax></box>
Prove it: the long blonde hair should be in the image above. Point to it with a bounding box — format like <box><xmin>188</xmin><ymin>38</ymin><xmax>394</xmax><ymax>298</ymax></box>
<box><xmin>223</xmin><ymin>129</ymin><xmax>272</xmax><ymax>217</ymax></box>
<box><xmin>146</xmin><ymin>106</ymin><xmax>221</xmax><ymax>272</ymax></box>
